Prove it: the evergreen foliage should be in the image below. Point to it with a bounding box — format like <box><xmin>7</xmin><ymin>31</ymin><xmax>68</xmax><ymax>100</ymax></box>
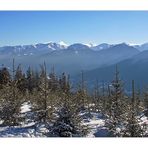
<box><xmin>0</xmin><ymin>60</ymin><xmax>147</xmax><ymax>137</ymax></box>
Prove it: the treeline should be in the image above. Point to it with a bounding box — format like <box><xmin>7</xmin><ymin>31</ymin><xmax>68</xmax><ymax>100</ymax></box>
<box><xmin>0</xmin><ymin>60</ymin><xmax>147</xmax><ymax>137</ymax></box>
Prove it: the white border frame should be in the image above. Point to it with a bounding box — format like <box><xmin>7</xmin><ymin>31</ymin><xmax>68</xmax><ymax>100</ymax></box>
<box><xmin>0</xmin><ymin>0</ymin><xmax>148</xmax><ymax>10</ymax></box>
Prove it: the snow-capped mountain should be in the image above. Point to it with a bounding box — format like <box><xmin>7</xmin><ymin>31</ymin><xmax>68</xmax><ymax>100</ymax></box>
<box><xmin>67</xmin><ymin>43</ymin><xmax>91</xmax><ymax>52</ymax></box>
<box><xmin>0</xmin><ymin>41</ymin><xmax>148</xmax><ymax>83</ymax></box>
<box><xmin>1</xmin><ymin>41</ymin><xmax>148</xmax><ymax>93</ymax></box>
<box><xmin>0</xmin><ymin>42</ymin><xmax>68</xmax><ymax>56</ymax></box>
<box><xmin>84</xmin><ymin>43</ymin><xmax>96</xmax><ymax>48</ymax></box>
<box><xmin>1</xmin><ymin>41</ymin><xmax>148</xmax><ymax>57</ymax></box>
<box><xmin>58</xmin><ymin>41</ymin><xmax>69</xmax><ymax>48</ymax></box>
<box><xmin>133</xmin><ymin>43</ymin><xmax>148</xmax><ymax>52</ymax></box>
<box><xmin>91</xmin><ymin>43</ymin><xmax>112</xmax><ymax>51</ymax></box>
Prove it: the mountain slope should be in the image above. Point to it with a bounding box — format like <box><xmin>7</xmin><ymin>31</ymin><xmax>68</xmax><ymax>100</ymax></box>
<box><xmin>80</xmin><ymin>50</ymin><xmax>148</xmax><ymax>90</ymax></box>
<box><xmin>134</xmin><ymin>43</ymin><xmax>148</xmax><ymax>52</ymax></box>
<box><xmin>0</xmin><ymin>42</ymin><xmax>67</xmax><ymax>56</ymax></box>
<box><xmin>0</xmin><ymin>42</ymin><xmax>140</xmax><ymax>76</ymax></box>
<box><xmin>91</xmin><ymin>43</ymin><xmax>112</xmax><ymax>51</ymax></box>
<box><xmin>37</xmin><ymin>43</ymin><xmax>139</xmax><ymax>74</ymax></box>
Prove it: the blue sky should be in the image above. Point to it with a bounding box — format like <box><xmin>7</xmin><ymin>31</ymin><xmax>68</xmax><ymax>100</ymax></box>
<box><xmin>0</xmin><ymin>11</ymin><xmax>148</xmax><ymax>46</ymax></box>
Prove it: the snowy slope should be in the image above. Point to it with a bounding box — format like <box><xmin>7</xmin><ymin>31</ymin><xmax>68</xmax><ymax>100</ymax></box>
<box><xmin>0</xmin><ymin>102</ymin><xmax>50</xmax><ymax>137</ymax></box>
<box><xmin>0</xmin><ymin>102</ymin><xmax>147</xmax><ymax>137</ymax></box>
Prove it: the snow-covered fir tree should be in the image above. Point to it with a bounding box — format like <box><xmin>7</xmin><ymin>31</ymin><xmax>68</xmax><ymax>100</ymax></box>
<box><xmin>105</xmin><ymin>66</ymin><xmax>127</xmax><ymax>137</ymax></box>
<box><xmin>50</xmin><ymin>93</ymin><xmax>88</xmax><ymax>137</ymax></box>
<box><xmin>123</xmin><ymin>80</ymin><xmax>145</xmax><ymax>137</ymax></box>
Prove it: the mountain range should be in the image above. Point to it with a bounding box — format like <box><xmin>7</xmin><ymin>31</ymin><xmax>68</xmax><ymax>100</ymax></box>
<box><xmin>0</xmin><ymin>41</ymin><xmax>148</xmax><ymax>90</ymax></box>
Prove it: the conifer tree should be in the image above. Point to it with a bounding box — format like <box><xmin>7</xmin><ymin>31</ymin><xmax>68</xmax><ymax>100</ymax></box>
<box><xmin>34</xmin><ymin>62</ymin><xmax>56</xmax><ymax>124</ymax></box>
<box><xmin>0</xmin><ymin>59</ymin><xmax>23</xmax><ymax>126</ymax></box>
<box><xmin>143</xmin><ymin>88</ymin><xmax>148</xmax><ymax>116</ymax></box>
<box><xmin>48</xmin><ymin>66</ymin><xmax>59</xmax><ymax>92</ymax></box>
<box><xmin>50</xmin><ymin>93</ymin><xmax>88</xmax><ymax>137</ymax></box>
<box><xmin>0</xmin><ymin>67</ymin><xmax>11</xmax><ymax>89</ymax></box>
<box><xmin>123</xmin><ymin>80</ymin><xmax>145</xmax><ymax>137</ymax></box>
<box><xmin>15</xmin><ymin>64</ymin><xmax>23</xmax><ymax>80</ymax></box>
<box><xmin>15</xmin><ymin>64</ymin><xmax>27</xmax><ymax>92</ymax></box>
<box><xmin>93</xmin><ymin>80</ymin><xmax>101</xmax><ymax>112</ymax></box>
<box><xmin>59</xmin><ymin>72</ymin><xmax>70</xmax><ymax>93</ymax></box>
<box><xmin>106</xmin><ymin>65</ymin><xmax>127</xmax><ymax>137</ymax></box>
<box><xmin>35</xmin><ymin>62</ymin><xmax>49</xmax><ymax>123</ymax></box>
<box><xmin>100</xmin><ymin>81</ymin><xmax>108</xmax><ymax>116</ymax></box>
<box><xmin>26</xmin><ymin>66</ymin><xmax>36</xmax><ymax>92</ymax></box>
<box><xmin>76</xmin><ymin>71</ymin><xmax>89</xmax><ymax>111</ymax></box>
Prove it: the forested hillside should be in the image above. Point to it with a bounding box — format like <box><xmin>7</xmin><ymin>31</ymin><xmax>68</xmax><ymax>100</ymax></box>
<box><xmin>0</xmin><ymin>60</ymin><xmax>147</xmax><ymax>137</ymax></box>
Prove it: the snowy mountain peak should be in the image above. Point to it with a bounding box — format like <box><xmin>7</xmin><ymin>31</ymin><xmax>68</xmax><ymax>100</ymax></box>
<box><xmin>84</xmin><ymin>43</ymin><xmax>96</xmax><ymax>48</ymax></box>
<box><xmin>58</xmin><ymin>41</ymin><xmax>68</xmax><ymax>47</ymax></box>
<box><xmin>1</xmin><ymin>42</ymin><xmax>148</xmax><ymax>57</ymax></box>
<box><xmin>91</xmin><ymin>43</ymin><xmax>112</xmax><ymax>51</ymax></box>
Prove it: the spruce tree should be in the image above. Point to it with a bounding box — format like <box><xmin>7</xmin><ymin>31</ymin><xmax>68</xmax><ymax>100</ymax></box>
<box><xmin>35</xmin><ymin>62</ymin><xmax>56</xmax><ymax>124</ymax></box>
<box><xmin>0</xmin><ymin>59</ymin><xmax>23</xmax><ymax>126</ymax></box>
<box><xmin>15</xmin><ymin>64</ymin><xmax>27</xmax><ymax>92</ymax></box>
<box><xmin>106</xmin><ymin>65</ymin><xmax>127</xmax><ymax>137</ymax></box>
<box><xmin>26</xmin><ymin>66</ymin><xmax>36</xmax><ymax>92</ymax></box>
<box><xmin>143</xmin><ymin>88</ymin><xmax>148</xmax><ymax>116</ymax></box>
<box><xmin>76</xmin><ymin>71</ymin><xmax>88</xmax><ymax>111</ymax></box>
<box><xmin>123</xmin><ymin>80</ymin><xmax>145</xmax><ymax>137</ymax></box>
<box><xmin>48</xmin><ymin>66</ymin><xmax>59</xmax><ymax>92</ymax></box>
<box><xmin>93</xmin><ymin>80</ymin><xmax>101</xmax><ymax>112</ymax></box>
<box><xmin>0</xmin><ymin>67</ymin><xmax>11</xmax><ymax>89</ymax></box>
<box><xmin>50</xmin><ymin>93</ymin><xmax>88</xmax><ymax>137</ymax></box>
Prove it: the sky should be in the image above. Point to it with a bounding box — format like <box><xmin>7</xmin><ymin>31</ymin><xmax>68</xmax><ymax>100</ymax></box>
<box><xmin>0</xmin><ymin>11</ymin><xmax>148</xmax><ymax>46</ymax></box>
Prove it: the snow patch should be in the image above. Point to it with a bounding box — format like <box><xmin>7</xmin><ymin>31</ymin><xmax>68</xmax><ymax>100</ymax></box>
<box><xmin>84</xmin><ymin>43</ymin><xmax>96</xmax><ymax>47</ymax></box>
<box><xmin>20</xmin><ymin>102</ymin><xmax>31</xmax><ymax>114</ymax></box>
<box><xmin>58</xmin><ymin>41</ymin><xmax>68</xmax><ymax>47</ymax></box>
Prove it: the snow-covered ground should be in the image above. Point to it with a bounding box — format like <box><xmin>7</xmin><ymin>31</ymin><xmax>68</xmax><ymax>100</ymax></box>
<box><xmin>20</xmin><ymin>102</ymin><xmax>32</xmax><ymax>114</ymax></box>
<box><xmin>0</xmin><ymin>102</ymin><xmax>147</xmax><ymax>137</ymax></box>
<box><xmin>0</xmin><ymin>102</ymin><xmax>47</xmax><ymax>137</ymax></box>
<box><xmin>82</xmin><ymin>112</ymin><xmax>108</xmax><ymax>137</ymax></box>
